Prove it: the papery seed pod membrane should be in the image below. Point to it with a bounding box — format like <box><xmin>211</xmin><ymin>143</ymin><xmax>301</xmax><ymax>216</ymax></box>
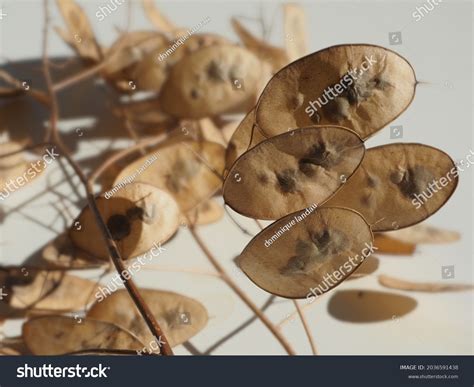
<box><xmin>378</xmin><ymin>275</ymin><xmax>474</xmax><ymax>292</ymax></box>
<box><xmin>224</xmin><ymin>108</ymin><xmax>267</xmax><ymax>173</ymax></box>
<box><xmin>113</xmin><ymin>141</ymin><xmax>225</xmax><ymax>213</ymax></box>
<box><xmin>256</xmin><ymin>44</ymin><xmax>416</xmax><ymax>140</ymax></box>
<box><xmin>87</xmin><ymin>289</ymin><xmax>208</xmax><ymax>348</ymax></box>
<box><xmin>8</xmin><ymin>271</ymin><xmax>99</xmax><ymax>312</ymax></box>
<box><xmin>159</xmin><ymin>45</ymin><xmax>267</xmax><ymax>118</ymax></box>
<box><xmin>324</xmin><ymin>143</ymin><xmax>458</xmax><ymax>232</ymax></box>
<box><xmin>69</xmin><ymin>183</ymin><xmax>180</xmax><ymax>260</ymax></box>
<box><xmin>23</xmin><ymin>316</ymin><xmax>144</xmax><ymax>355</ymax></box>
<box><xmin>239</xmin><ymin>207</ymin><xmax>373</xmax><ymax>298</ymax></box>
<box><xmin>223</xmin><ymin>126</ymin><xmax>365</xmax><ymax>220</ymax></box>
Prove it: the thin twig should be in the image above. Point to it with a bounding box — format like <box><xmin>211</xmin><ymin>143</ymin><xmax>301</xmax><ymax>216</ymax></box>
<box><xmin>42</xmin><ymin>0</ymin><xmax>173</xmax><ymax>356</ymax></box>
<box><xmin>188</xmin><ymin>225</ymin><xmax>296</xmax><ymax>355</ymax></box>
<box><xmin>293</xmin><ymin>300</ymin><xmax>318</xmax><ymax>355</ymax></box>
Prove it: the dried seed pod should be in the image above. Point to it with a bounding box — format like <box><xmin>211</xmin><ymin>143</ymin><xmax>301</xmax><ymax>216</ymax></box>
<box><xmin>223</xmin><ymin>126</ymin><xmax>365</xmax><ymax>219</ymax></box>
<box><xmin>381</xmin><ymin>224</ymin><xmax>460</xmax><ymax>244</ymax></box>
<box><xmin>70</xmin><ymin>183</ymin><xmax>180</xmax><ymax>260</ymax></box>
<box><xmin>346</xmin><ymin>256</ymin><xmax>379</xmax><ymax>281</ymax></box>
<box><xmin>102</xmin><ymin>31</ymin><xmax>168</xmax><ymax>81</ymax></box>
<box><xmin>23</xmin><ymin>316</ymin><xmax>144</xmax><ymax>355</ymax></box>
<box><xmin>142</xmin><ymin>0</ymin><xmax>177</xmax><ymax>32</ymax></box>
<box><xmin>8</xmin><ymin>271</ymin><xmax>99</xmax><ymax>311</ymax></box>
<box><xmin>239</xmin><ymin>207</ymin><xmax>373</xmax><ymax>298</ymax></box>
<box><xmin>159</xmin><ymin>45</ymin><xmax>265</xmax><ymax>118</ymax></box>
<box><xmin>0</xmin><ymin>142</ymin><xmax>45</xmax><ymax>192</ymax></box>
<box><xmin>41</xmin><ymin>234</ymin><xmax>106</xmax><ymax>269</ymax></box>
<box><xmin>224</xmin><ymin>108</ymin><xmax>267</xmax><ymax>173</ymax></box>
<box><xmin>55</xmin><ymin>0</ymin><xmax>101</xmax><ymax>61</ymax></box>
<box><xmin>113</xmin><ymin>141</ymin><xmax>225</xmax><ymax>213</ymax></box>
<box><xmin>255</xmin><ymin>44</ymin><xmax>416</xmax><ymax>140</ymax></box>
<box><xmin>231</xmin><ymin>18</ymin><xmax>290</xmax><ymax>73</ymax></box>
<box><xmin>373</xmin><ymin>234</ymin><xmax>416</xmax><ymax>255</ymax></box>
<box><xmin>324</xmin><ymin>143</ymin><xmax>458</xmax><ymax>232</ymax></box>
<box><xmin>182</xmin><ymin>199</ymin><xmax>224</xmax><ymax>226</ymax></box>
<box><xmin>378</xmin><ymin>275</ymin><xmax>474</xmax><ymax>292</ymax></box>
<box><xmin>87</xmin><ymin>289</ymin><xmax>208</xmax><ymax>348</ymax></box>
<box><xmin>283</xmin><ymin>4</ymin><xmax>308</xmax><ymax>62</ymax></box>
<box><xmin>327</xmin><ymin>289</ymin><xmax>417</xmax><ymax>322</ymax></box>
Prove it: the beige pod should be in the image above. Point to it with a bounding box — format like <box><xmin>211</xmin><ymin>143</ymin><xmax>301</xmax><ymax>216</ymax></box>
<box><xmin>239</xmin><ymin>207</ymin><xmax>374</xmax><ymax>298</ymax></box>
<box><xmin>88</xmin><ymin>289</ymin><xmax>208</xmax><ymax>348</ymax></box>
<box><xmin>159</xmin><ymin>44</ymin><xmax>265</xmax><ymax>118</ymax></box>
<box><xmin>255</xmin><ymin>44</ymin><xmax>417</xmax><ymax>140</ymax></box>
<box><xmin>223</xmin><ymin>126</ymin><xmax>365</xmax><ymax>220</ymax></box>
<box><xmin>69</xmin><ymin>182</ymin><xmax>180</xmax><ymax>260</ymax></box>
<box><xmin>324</xmin><ymin>143</ymin><xmax>458</xmax><ymax>231</ymax></box>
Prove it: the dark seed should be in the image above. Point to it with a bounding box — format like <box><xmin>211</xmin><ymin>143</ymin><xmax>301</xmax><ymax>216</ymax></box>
<box><xmin>107</xmin><ymin>214</ymin><xmax>131</xmax><ymax>241</ymax></box>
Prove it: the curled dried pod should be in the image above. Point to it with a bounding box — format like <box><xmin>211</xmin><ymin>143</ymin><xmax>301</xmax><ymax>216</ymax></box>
<box><xmin>159</xmin><ymin>44</ymin><xmax>265</xmax><ymax>118</ymax></box>
<box><xmin>324</xmin><ymin>143</ymin><xmax>458</xmax><ymax>232</ymax></box>
<box><xmin>69</xmin><ymin>183</ymin><xmax>180</xmax><ymax>260</ymax></box>
<box><xmin>239</xmin><ymin>207</ymin><xmax>373</xmax><ymax>298</ymax></box>
<box><xmin>87</xmin><ymin>289</ymin><xmax>208</xmax><ymax>348</ymax></box>
<box><xmin>223</xmin><ymin>126</ymin><xmax>365</xmax><ymax>219</ymax></box>
<box><xmin>231</xmin><ymin>18</ymin><xmax>290</xmax><ymax>73</ymax></box>
<box><xmin>23</xmin><ymin>316</ymin><xmax>144</xmax><ymax>355</ymax></box>
<box><xmin>113</xmin><ymin>141</ymin><xmax>225</xmax><ymax>213</ymax></box>
<box><xmin>224</xmin><ymin>108</ymin><xmax>267</xmax><ymax>173</ymax></box>
<box><xmin>255</xmin><ymin>44</ymin><xmax>416</xmax><ymax>140</ymax></box>
<box><xmin>381</xmin><ymin>224</ymin><xmax>460</xmax><ymax>244</ymax></box>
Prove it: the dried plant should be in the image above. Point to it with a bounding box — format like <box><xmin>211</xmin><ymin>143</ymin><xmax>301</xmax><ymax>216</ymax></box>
<box><xmin>0</xmin><ymin>0</ymin><xmax>471</xmax><ymax>357</ymax></box>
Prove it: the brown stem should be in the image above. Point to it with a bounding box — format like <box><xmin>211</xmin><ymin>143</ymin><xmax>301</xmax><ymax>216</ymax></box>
<box><xmin>42</xmin><ymin>0</ymin><xmax>173</xmax><ymax>355</ymax></box>
<box><xmin>293</xmin><ymin>300</ymin><xmax>318</xmax><ymax>355</ymax></box>
<box><xmin>188</xmin><ymin>225</ymin><xmax>296</xmax><ymax>355</ymax></box>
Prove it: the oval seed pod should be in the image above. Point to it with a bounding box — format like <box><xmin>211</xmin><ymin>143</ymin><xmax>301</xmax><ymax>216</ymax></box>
<box><xmin>224</xmin><ymin>108</ymin><xmax>267</xmax><ymax>172</ymax></box>
<box><xmin>69</xmin><ymin>182</ymin><xmax>180</xmax><ymax>260</ymax></box>
<box><xmin>223</xmin><ymin>126</ymin><xmax>365</xmax><ymax>220</ymax></box>
<box><xmin>239</xmin><ymin>207</ymin><xmax>373</xmax><ymax>298</ymax></box>
<box><xmin>159</xmin><ymin>44</ymin><xmax>265</xmax><ymax>118</ymax></box>
<box><xmin>256</xmin><ymin>44</ymin><xmax>417</xmax><ymax>140</ymax></box>
<box><xmin>23</xmin><ymin>316</ymin><xmax>144</xmax><ymax>355</ymax></box>
<box><xmin>87</xmin><ymin>289</ymin><xmax>208</xmax><ymax>348</ymax></box>
<box><xmin>324</xmin><ymin>143</ymin><xmax>458</xmax><ymax>232</ymax></box>
<box><xmin>113</xmin><ymin>141</ymin><xmax>225</xmax><ymax>213</ymax></box>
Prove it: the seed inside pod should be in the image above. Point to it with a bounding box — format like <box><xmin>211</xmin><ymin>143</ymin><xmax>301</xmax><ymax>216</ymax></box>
<box><xmin>239</xmin><ymin>207</ymin><xmax>373</xmax><ymax>298</ymax></box>
<box><xmin>112</xmin><ymin>141</ymin><xmax>225</xmax><ymax>213</ymax></box>
<box><xmin>255</xmin><ymin>44</ymin><xmax>416</xmax><ymax>140</ymax></box>
<box><xmin>22</xmin><ymin>316</ymin><xmax>144</xmax><ymax>355</ymax></box>
<box><xmin>323</xmin><ymin>143</ymin><xmax>458</xmax><ymax>232</ymax></box>
<box><xmin>159</xmin><ymin>44</ymin><xmax>265</xmax><ymax>118</ymax></box>
<box><xmin>223</xmin><ymin>126</ymin><xmax>365</xmax><ymax>220</ymax></box>
<box><xmin>87</xmin><ymin>289</ymin><xmax>208</xmax><ymax>348</ymax></box>
<box><xmin>69</xmin><ymin>183</ymin><xmax>180</xmax><ymax>261</ymax></box>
